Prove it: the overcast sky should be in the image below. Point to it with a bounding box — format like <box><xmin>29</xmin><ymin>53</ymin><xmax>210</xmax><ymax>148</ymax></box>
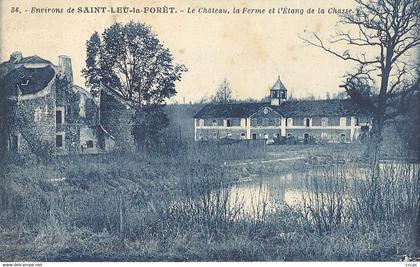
<box><xmin>1</xmin><ymin>0</ymin><xmax>366</xmax><ymax>103</ymax></box>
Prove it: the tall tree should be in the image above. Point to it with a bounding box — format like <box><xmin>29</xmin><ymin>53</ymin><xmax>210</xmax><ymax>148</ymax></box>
<box><xmin>83</xmin><ymin>32</ymin><xmax>102</xmax><ymax>96</ymax></box>
<box><xmin>213</xmin><ymin>78</ymin><xmax>233</xmax><ymax>104</ymax></box>
<box><xmin>82</xmin><ymin>21</ymin><xmax>187</xmax><ymax>148</ymax></box>
<box><xmin>302</xmin><ymin>0</ymin><xmax>420</xmax><ymax>245</ymax></box>
<box><xmin>301</xmin><ymin>0</ymin><xmax>420</xmax><ymax>159</ymax></box>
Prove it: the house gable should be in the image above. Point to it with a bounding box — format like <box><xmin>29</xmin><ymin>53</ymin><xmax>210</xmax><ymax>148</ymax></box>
<box><xmin>250</xmin><ymin>106</ymin><xmax>282</xmax><ymax>119</ymax></box>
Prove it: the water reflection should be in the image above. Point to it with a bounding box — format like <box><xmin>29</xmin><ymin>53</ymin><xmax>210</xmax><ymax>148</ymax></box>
<box><xmin>217</xmin><ymin>163</ymin><xmax>419</xmax><ymax>217</ymax></box>
<box><xmin>226</xmin><ymin>173</ymin><xmax>306</xmax><ymax>215</ymax></box>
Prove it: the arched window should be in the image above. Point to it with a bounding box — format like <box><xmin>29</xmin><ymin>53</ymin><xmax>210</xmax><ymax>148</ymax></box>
<box><xmin>304</xmin><ymin>118</ymin><xmax>310</xmax><ymax>127</ymax></box>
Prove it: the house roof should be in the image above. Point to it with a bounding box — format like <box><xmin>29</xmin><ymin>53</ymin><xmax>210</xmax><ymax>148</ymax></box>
<box><xmin>194</xmin><ymin>99</ymin><xmax>370</xmax><ymax>118</ymax></box>
<box><xmin>193</xmin><ymin>102</ymin><xmax>268</xmax><ymax>118</ymax></box>
<box><xmin>73</xmin><ymin>85</ymin><xmax>92</xmax><ymax>97</ymax></box>
<box><xmin>278</xmin><ymin>99</ymin><xmax>368</xmax><ymax>117</ymax></box>
<box><xmin>19</xmin><ymin>55</ymin><xmax>52</xmax><ymax>65</ymax></box>
<box><xmin>100</xmin><ymin>83</ymin><xmax>137</xmax><ymax>109</ymax></box>
<box><xmin>271</xmin><ymin>76</ymin><xmax>287</xmax><ymax>91</ymax></box>
<box><xmin>2</xmin><ymin>65</ymin><xmax>56</xmax><ymax>95</ymax></box>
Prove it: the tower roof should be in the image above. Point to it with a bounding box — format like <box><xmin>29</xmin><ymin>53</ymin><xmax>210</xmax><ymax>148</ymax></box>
<box><xmin>271</xmin><ymin>76</ymin><xmax>287</xmax><ymax>91</ymax></box>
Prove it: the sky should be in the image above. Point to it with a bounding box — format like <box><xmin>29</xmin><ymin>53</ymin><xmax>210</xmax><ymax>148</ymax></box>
<box><xmin>1</xmin><ymin>0</ymin><xmax>364</xmax><ymax>103</ymax></box>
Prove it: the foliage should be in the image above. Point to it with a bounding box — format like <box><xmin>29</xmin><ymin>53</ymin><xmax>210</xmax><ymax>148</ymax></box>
<box><xmin>0</xmin><ymin>79</ymin><xmax>9</xmax><ymax>163</ymax></box>
<box><xmin>82</xmin><ymin>21</ymin><xmax>187</xmax><ymax>104</ymax></box>
<box><xmin>132</xmin><ymin>105</ymin><xmax>169</xmax><ymax>150</ymax></box>
<box><xmin>0</xmin><ymin>61</ymin><xmax>15</xmax><ymax>164</ymax></box>
<box><xmin>82</xmin><ymin>21</ymin><xmax>187</xmax><ymax>147</ymax></box>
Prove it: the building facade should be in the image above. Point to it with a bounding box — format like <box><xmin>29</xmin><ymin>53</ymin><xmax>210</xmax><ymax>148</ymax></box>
<box><xmin>194</xmin><ymin>77</ymin><xmax>371</xmax><ymax>144</ymax></box>
<box><xmin>1</xmin><ymin>52</ymin><xmax>135</xmax><ymax>156</ymax></box>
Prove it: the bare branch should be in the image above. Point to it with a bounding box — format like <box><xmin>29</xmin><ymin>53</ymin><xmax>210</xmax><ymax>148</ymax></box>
<box><xmin>299</xmin><ymin>33</ymin><xmax>381</xmax><ymax>65</ymax></box>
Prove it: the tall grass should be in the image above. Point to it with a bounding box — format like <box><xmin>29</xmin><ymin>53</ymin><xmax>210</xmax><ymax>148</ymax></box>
<box><xmin>0</xmin><ymin>144</ymin><xmax>418</xmax><ymax>261</ymax></box>
<box><xmin>299</xmin><ymin>161</ymin><xmax>420</xmax><ymax>258</ymax></box>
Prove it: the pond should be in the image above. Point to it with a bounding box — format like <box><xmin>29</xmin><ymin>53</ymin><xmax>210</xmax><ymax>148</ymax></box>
<box><xmin>220</xmin><ymin>162</ymin><xmax>419</xmax><ymax>217</ymax></box>
<box><xmin>226</xmin><ymin>173</ymin><xmax>305</xmax><ymax>215</ymax></box>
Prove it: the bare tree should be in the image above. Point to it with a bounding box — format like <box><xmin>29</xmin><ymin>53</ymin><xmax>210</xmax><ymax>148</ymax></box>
<box><xmin>301</xmin><ymin>0</ymin><xmax>420</xmax><ymax>244</ymax></box>
<box><xmin>213</xmin><ymin>78</ymin><xmax>233</xmax><ymax>104</ymax></box>
<box><xmin>301</xmin><ymin>0</ymin><xmax>420</xmax><ymax>159</ymax></box>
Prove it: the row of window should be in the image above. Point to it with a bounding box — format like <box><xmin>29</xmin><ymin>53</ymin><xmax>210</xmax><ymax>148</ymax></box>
<box><xmin>56</xmin><ymin>135</ymin><xmax>94</xmax><ymax>149</ymax></box>
<box><xmin>9</xmin><ymin>134</ymin><xmax>94</xmax><ymax>150</ymax></box>
<box><xmin>198</xmin><ymin>132</ymin><xmax>347</xmax><ymax>141</ymax></box>
<box><xmin>198</xmin><ymin>117</ymin><xmax>357</xmax><ymax>127</ymax></box>
<box><xmin>34</xmin><ymin>104</ymin><xmax>87</xmax><ymax>124</ymax></box>
<box><xmin>198</xmin><ymin>119</ymin><xmax>242</xmax><ymax>127</ymax></box>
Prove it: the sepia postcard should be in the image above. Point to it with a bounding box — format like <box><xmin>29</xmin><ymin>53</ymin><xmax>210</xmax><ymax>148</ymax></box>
<box><xmin>0</xmin><ymin>0</ymin><xmax>419</xmax><ymax>266</ymax></box>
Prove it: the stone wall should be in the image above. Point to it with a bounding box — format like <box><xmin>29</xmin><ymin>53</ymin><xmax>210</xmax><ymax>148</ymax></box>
<box><xmin>56</xmin><ymin>77</ymin><xmax>100</xmax><ymax>153</ymax></box>
<box><xmin>100</xmin><ymin>88</ymin><xmax>135</xmax><ymax>151</ymax></box>
<box><xmin>10</xmin><ymin>81</ymin><xmax>56</xmax><ymax>155</ymax></box>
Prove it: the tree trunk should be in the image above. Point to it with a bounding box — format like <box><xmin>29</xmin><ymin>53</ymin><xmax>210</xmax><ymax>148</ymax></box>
<box><xmin>367</xmin><ymin>115</ymin><xmax>384</xmax><ymax>219</ymax></box>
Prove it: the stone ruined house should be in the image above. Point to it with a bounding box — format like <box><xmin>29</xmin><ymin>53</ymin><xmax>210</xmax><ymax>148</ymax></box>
<box><xmin>194</xmin><ymin>76</ymin><xmax>372</xmax><ymax>144</ymax></box>
<box><xmin>0</xmin><ymin>52</ymin><xmax>135</xmax><ymax>156</ymax></box>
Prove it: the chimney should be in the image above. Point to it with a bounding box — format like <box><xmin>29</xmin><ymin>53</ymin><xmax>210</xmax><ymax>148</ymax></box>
<box><xmin>58</xmin><ymin>55</ymin><xmax>73</xmax><ymax>85</ymax></box>
<box><xmin>10</xmin><ymin>51</ymin><xmax>23</xmax><ymax>63</ymax></box>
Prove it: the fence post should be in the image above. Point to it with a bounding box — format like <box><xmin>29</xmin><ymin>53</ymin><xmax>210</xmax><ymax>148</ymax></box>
<box><xmin>119</xmin><ymin>192</ymin><xmax>125</xmax><ymax>236</ymax></box>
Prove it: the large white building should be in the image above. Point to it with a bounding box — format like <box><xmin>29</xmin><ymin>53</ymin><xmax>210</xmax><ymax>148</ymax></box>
<box><xmin>194</xmin><ymin>77</ymin><xmax>372</xmax><ymax>144</ymax></box>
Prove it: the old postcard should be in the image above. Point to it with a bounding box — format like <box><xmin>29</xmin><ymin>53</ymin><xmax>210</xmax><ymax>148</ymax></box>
<box><xmin>0</xmin><ymin>0</ymin><xmax>419</xmax><ymax>265</ymax></box>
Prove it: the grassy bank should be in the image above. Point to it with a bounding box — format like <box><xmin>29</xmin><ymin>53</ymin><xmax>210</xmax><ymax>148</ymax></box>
<box><xmin>0</xmin><ymin>143</ymin><xmax>418</xmax><ymax>261</ymax></box>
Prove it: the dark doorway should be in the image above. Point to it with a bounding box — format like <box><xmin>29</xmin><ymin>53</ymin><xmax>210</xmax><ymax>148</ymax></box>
<box><xmin>305</xmin><ymin>118</ymin><xmax>310</xmax><ymax>127</ymax></box>
<box><xmin>340</xmin><ymin>133</ymin><xmax>346</xmax><ymax>143</ymax></box>
<box><xmin>86</xmin><ymin>140</ymin><xmax>94</xmax><ymax>148</ymax></box>
<box><xmin>56</xmin><ymin>135</ymin><xmax>63</xmax><ymax>148</ymax></box>
<box><xmin>252</xmin><ymin>133</ymin><xmax>257</xmax><ymax>140</ymax></box>
<box><xmin>304</xmin><ymin>133</ymin><xmax>309</xmax><ymax>144</ymax></box>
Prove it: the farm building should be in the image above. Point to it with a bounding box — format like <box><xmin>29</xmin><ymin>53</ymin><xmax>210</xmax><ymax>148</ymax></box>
<box><xmin>0</xmin><ymin>52</ymin><xmax>135</xmax><ymax>155</ymax></box>
<box><xmin>194</xmin><ymin>76</ymin><xmax>372</xmax><ymax>144</ymax></box>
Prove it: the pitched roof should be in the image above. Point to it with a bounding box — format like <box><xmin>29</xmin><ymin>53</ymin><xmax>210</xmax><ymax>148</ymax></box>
<box><xmin>100</xmin><ymin>83</ymin><xmax>137</xmax><ymax>109</ymax></box>
<box><xmin>194</xmin><ymin>102</ymin><xmax>267</xmax><ymax>118</ymax></box>
<box><xmin>19</xmin><ymin>55</ymin><xmax>52</xmax><ymax>65</ymax></box>
<box><xmin>194</xmin><ymin>99</ymin><xmax>370</xmax><ymax>118</ymax></box>
<box><xmin>2</xmin><ymin>65</ymin><xmax>56</xmax><ymax>95</ymax></box>
<box><xmin>278</xmin><ymin>99</ymin><xmax>369</xmax><ymax>117</ymax></box>
<box><xmin>271</xmin><ymin>76</ymin><xmax>287</xmax><ymax>91</ymax></box>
